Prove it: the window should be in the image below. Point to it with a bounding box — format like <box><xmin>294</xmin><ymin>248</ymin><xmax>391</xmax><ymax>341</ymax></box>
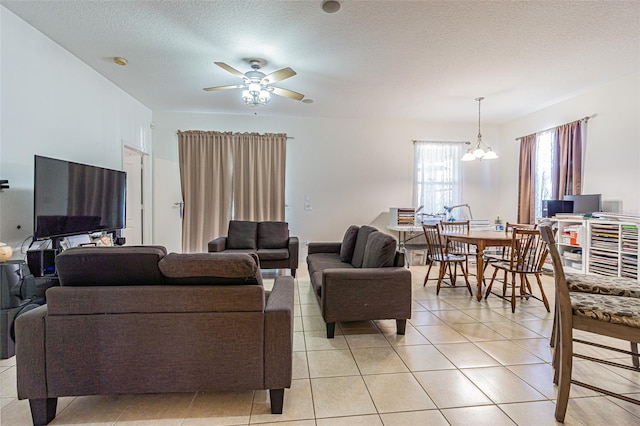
<box><xmin>413</xmin><ymin>141</ymin><xmax>465</xmax><ymax>217</ymax></box>
<box><xmin>534</xmin><ymin>130</ymin><xmax>554</xmax><ymax>218</ymax></box>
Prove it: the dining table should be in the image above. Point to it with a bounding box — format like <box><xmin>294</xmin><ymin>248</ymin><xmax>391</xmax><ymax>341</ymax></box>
<box><xmin>441</xmin><ymin>229</ymin><xmax>513</xmax><ymax>301</ymax></box>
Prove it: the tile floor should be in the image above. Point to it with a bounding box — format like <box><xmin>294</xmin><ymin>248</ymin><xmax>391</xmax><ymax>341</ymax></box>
<box><xmin>2</xmin><ymin>264</ymin><xmax>640</xmax><ymax>425</ymax></box>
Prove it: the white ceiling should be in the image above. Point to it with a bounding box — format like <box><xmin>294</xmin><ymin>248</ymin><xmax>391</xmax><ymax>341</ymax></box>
<box><xmin>2</xmin><ymin>0</ymin><xmax>639</xmax><ymax>124</ymax></box>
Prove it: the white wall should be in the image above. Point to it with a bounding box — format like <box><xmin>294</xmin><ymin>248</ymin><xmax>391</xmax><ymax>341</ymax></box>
<box><xmin>0</xmin><ymin>7</ymin><xmax>152</xmax><ymax>257</ymax></box>
<box><xmin>498</xmin><ymin>73</ymin><xmax>640</xmax><ymax>221</ymax></box>
<box><xmin>151</xmin><ymin>111</ymin><xmax>501</xmax><ymax>253</ymax></box>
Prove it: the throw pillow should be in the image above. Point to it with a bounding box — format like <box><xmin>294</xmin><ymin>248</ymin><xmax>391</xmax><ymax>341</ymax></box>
<box><xmin>227</xmin><ymin>221</ymin><xmax>258</xmax><ymax>249</ymax></box>
<box><xmin>350</xmin><ymin>225</ymin><xmax>378</xmax><ymax>268</ymax></box>
<box><xmin>339</xmin><ymin>225</ymin><xmax>360</xmax><ymax>262</ymax></box>
<box><xmin>362</xmin><ymin>231</ymin><xmax>397</xmax><ymax>268</ymax></box>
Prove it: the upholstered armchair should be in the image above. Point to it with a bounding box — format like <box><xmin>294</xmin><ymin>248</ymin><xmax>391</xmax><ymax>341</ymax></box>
<box><xmin>208</xmin><ymin>220</ymin><xmax>299</xmax><ymax>277</ymax></box>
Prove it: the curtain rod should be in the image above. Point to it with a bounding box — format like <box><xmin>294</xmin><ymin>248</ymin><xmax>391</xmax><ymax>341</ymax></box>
<box><xmin>175</xmin><ymin>131</ymin><xmax>294</xmax><ymax>139</ymax></box>
<box><xmin>514</xmin><ymin>114</ymin><xmax>595</xmax><ymax>141</ymax></box>
<box><xmin>412</xmin><ymin>140</ymin><xmax>470</xmax><ymax>145</ymax></box>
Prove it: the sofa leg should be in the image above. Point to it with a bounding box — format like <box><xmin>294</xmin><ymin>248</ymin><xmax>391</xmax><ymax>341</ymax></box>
<box><xmin>291</xmin><ymin>269</ymin><xmax>296</xmax><ymax>278</ymax></box>
<box><xmin>269</xmin><ymin>388</ymin><xmax>285</xmax><ymax>414</ymax></box>
<box><xmin>326</xmin><ymin>322</ymin><xmax>336</xmax><ymax>338</ymax></box>
<box><xmin>396</xmin><ymin>319</ymin><xmax>407</xmax><ymax>335</ymax></box>
<box><xmin>29</xmin><ymin>397</ymin><xmax>57</xmax><ymax>426</ymax></box>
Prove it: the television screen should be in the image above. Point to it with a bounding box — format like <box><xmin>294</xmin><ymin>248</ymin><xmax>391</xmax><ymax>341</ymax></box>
<box><xmin>563</xmin><ymin>194</ymin><xmax>602</xmax><ymax>215</ymax></box>
<box><xmin>34</xmin><ymin>155</ymin><xmax>126</xmax><ymax>240</ymax></box>
<box><xmin>542</xmin><ymin>200</ymin><xmax>574</xmax><ymax>218</ymax></box>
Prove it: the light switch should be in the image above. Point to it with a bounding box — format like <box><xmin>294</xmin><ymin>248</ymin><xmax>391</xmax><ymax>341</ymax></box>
<box><xmin>304</xmin><ymin>203</ymin><xmax>312</xmax><ymax>211</ymax></box>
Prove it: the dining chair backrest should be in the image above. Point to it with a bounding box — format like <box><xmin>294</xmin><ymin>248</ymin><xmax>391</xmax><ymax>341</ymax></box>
<box><xmin>439</xmin><ymin>221</ymin><xmax>471</xmax><ymax>254</ymax></box>
<box><xmin>539</xmin><ymin>225</ymin><xmax>568</xmax><ymax>300</ymax></box>
<box><xmin>505</xmin><ymin>222</ymin><xmax>537</xmax><ymax>233</ymax></box>
<box><xmin>422</xmin><ymin>224</ymin><xmax>445</xmax><ymax>258</ymax></box>
<box><xmin>509</xmin><ymin>228</ymin><xmax>550</xmax><ymax>273</ymax></box>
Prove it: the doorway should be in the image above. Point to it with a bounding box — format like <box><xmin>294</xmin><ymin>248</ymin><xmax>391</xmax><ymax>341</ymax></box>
<box><xmin>123</xmin><ymin>147</ymin><xmax>145</xmax><ymax>245</ymax></box>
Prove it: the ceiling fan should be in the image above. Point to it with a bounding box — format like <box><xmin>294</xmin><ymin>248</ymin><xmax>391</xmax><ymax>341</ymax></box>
<box><xmin>203</xmin><ymin>59</ymin><xmax>305</xmax><ymax>106</ymax></box>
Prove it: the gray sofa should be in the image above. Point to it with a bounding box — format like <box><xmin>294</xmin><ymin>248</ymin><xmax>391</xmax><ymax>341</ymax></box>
<box><xmin>15</xmin><ymin>246</ymin><xmax>294</xmax><ymax>426</ymax></box>
<box><xmin>306</xmin><ymin>225</ymin><xmax>412</xmax><ymax>338</ymax></box>
<box><xmin>209</xmin><ymin>220</ymin><xmax>299</xmax><ymax>277</ymax></box>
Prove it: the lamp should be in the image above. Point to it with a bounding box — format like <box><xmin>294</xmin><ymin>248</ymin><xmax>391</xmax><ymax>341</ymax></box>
<box><xmin>462</xmin><ymin>97</ymin><xmax>498</xmax><ymax>161</ymax></box>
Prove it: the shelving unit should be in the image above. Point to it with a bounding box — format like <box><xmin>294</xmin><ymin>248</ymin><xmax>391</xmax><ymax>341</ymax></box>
<box><xmin>389</xmin><ymin>207</ymin><xmax>416</xmax><ymax>226</ymax></box>
<box><xmin>587</xmin><ymin>220</ymin><xmax>638</xmax><ymax>279</ymax></box>
<box><xmin>555</xmin><ymin>219</ymin><xmax>587</xmax><ymax>274</ymax></box>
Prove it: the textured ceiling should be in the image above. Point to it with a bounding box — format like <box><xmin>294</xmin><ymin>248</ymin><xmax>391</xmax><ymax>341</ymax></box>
<box><xmin>2</xmin><ymin>0</ymin><xmax>639</xmax><ymax>124</ymax></box>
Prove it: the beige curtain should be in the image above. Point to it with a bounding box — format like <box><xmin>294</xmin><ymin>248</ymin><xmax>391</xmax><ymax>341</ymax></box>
<box><xmin>178</xmin><ymin>131</ymin><xmax>234</xmax><ymax>253</ymax></box>
<box><xmin>517</xmin><ymin>134</ymin><xmax>537</xmax><ymax>224</ymax></box>
<box><xmin>233</xmin><ymin>132</ymin><xmax>286</xmax><ymax>221</ymax></box>
<box><xmin>553</xmin><ymin>120</ymin><xmax>582</xmax><ymax>198</ymax></box>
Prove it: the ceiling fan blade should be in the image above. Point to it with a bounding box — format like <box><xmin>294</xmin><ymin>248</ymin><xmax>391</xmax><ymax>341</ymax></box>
<box><xmin>262</xmin><ymin>67</ymin><xmax>296</xmax><ymax>84</ymax></box>
<box><xmin>203</xmin><ymin>84</ymin><xmax>244</xmax><ymax>91</ymax></box>
<box><xmin>214</xmin><ymin>62</ymin><xmax>247</xmax><ymax>79</ymax></box>
<box><xmin>270</xmin><ymin>86</ymin><xmax>304</xmax><ymax>101</ymax></box>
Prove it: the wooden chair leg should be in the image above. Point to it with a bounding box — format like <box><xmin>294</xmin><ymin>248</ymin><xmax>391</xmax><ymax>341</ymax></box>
<box><xmin>534</xmin><ymin>273</ymin><xmax>550</xmax><ymax>312</ymax></box>
<box><xmin>555</xmin><ymin>324</ymin><xmax>573</xmax><ymax>422</ymax></box>
<box><xmin>436</xmin><ymin>262</ymin><xmax>446</xmax><ymax>294</ymax></box>
<box><xmin>510</xmin><ymin>272</ymin><xmax>517</xmax><ymax>313</ymax></box>
<box><xmin>423</xmin><ymin>262</ymin><xmax>435</xmax><ymax>286</ymax></box>
<box><xmin>460</xmin><ymin>262</ymin><xmax>473</xmax><ymax>295</ymax></box>
<box><xmin>632</xmin><ymin>341</ymin><xmax>639</xmax><ymax>368</ymax></box>
<box><xmin>484</xmin><ymin>267</ymin><xmax>500</xmax><ymax>299</ymax></box>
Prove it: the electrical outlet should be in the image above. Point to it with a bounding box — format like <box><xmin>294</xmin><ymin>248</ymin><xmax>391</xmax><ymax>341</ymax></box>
<box><xmin>304</xmin><ymin>203</ymin><xmax>312</xmax><ymax>211</ymax></box>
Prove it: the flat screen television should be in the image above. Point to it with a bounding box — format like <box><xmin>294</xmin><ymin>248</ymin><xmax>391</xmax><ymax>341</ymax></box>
<box><xmin>563</xmin><ymin>194</ymin><xmax>602</xmax><ymax>215</ymax></box>
<box><xmin>542</xmin><ymin>200</ymin><xmax>574</xmax><ymax>218</ymax></box>
<box><xmin>33</xmin><ymin>155</ymin><xmax>126</xmax><ymax>240</ymax></box>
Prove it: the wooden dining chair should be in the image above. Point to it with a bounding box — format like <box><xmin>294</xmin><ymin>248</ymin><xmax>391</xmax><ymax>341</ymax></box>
<box><xmin>439</xmin><ymin>220</ymin><xmax>474</xmax><ymax>274</ymax></box>
<box><xmin>483</xmin><ymin>222</ymin><xmax>537</xmax><ymax>272</ymax></box>
<box><xmin>539</xmin><ymin>224</ymin><xmax>640</xmax><ymax>422</ymax></box>
<box><xmin>485</xmin><ymin>227</ymin><xmax>551</xmax><ymax>313</ymax></box>
<box><xmin>422</xmin><ymin>224</ymin><xmax>472</xmax><ymax>295</ymax></box>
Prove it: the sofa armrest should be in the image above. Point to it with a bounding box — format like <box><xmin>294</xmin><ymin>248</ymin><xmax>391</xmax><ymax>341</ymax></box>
<box><xmin>308</xmin><ymin>242</ymin><xmax>341</xmax><ymax>255</ymax></box>
<box><xmin>264</xmin><ymin>275</ymin><xmax>294</xmax><ymax>389</ymax></box>
<box><xmin>321</xmin><ymin>267</ymin><xmax>412</xmax><ymax>321</ymax></box>
<box><xmin>16</xmin><ymin>304</ymin><xmax>49</xmax><ymax>399</ymax></box>
<box><xmin>208</xmin><ymin>237</ymin><xmax>228</xmax><ymax>252</ymax></box>
<box><xmin>287</xmin><ymin>236</ymin><xmax>299</xmax><ymax>267</ymax></box>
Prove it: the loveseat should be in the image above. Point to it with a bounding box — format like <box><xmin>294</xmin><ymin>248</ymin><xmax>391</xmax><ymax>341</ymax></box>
<box><xmin>15</xmin><ymin>246</ymin><xmax>294</xmax><ymax>426</ymax></box>
<box><xmin>209</xmin><ymin>220</ymin><xmax>299</xmax><ymax>277</ymax></box>
<box><xmin>306</xmin><ymin>225</ymin><xmax>412</xmax><ymax>338</ymax></box>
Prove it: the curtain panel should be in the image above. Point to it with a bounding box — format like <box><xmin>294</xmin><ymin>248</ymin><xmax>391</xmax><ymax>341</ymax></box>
<box><xmin>553</xmin><ymin>120</ymin><xmax>582</xmax><ymax>198</ymax></box>
<box><xmin>233</xmin><ymin>132</ymin><xmax>286</xmax><ymax>221</ymax></box>
<box><xmin>178</xmin><ymin>131</ymin><xmax>286</xmax><ymax>253</ymax></box>
<box><xmin>178</xmin><ymin>131</ymin><xmax>234</xmax><ymax>253</ymax></box>
<box><xmin>517</xmin><ymin>134</ymin><xmax>536</xmax><ymax>224</ymax></box>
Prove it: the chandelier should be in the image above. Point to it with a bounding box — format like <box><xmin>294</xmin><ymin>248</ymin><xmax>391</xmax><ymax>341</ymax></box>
<box><xmin>462</xmin><ymin>97</ymin><xmax>498</xmax><ymax>161</ymax></box>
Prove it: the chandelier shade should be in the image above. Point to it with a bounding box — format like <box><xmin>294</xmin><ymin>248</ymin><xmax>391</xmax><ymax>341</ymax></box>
<box><xmin>462</xmin><ymin>97</ymin><xmax>498</xmax><ymax>161</ymax></box>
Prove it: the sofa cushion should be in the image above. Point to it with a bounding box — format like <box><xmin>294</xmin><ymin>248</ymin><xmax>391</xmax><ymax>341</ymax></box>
<box><xmin>227</xmin><ymin>221</ymin><xmax>258</xmax><ymax>250</ymax></box>
<box><xmin>56</xmin><ymin>246</ymin><xmax>167</xmax><ymax>286</ymax></box>
<box><xmin>159</xmin><ymin>253</ymin><xmax>260</xmax><ymax>285</ymax></box>
<box><xmin>258</xmin><ymin>221</ymin><xmax>289</xmax><ymax>249</ymax></box>
<box><xmin>362</xmin><ymin>231</ymin><xmax>397</xmax><ymax>268</ymax></box>
<box><xmin>257</xmin><ymin>248</ymin><xmax>289</xmax><ymax>261</ymax></box>
<box><xmin>350</xmin><ymin>225</ymin><xmax>378</xmax><ymax>268</ymax></box>
<box><xmin>339</xmin><ymin>225</ymin><xmax>360</xmax><ymax>262</ymax></box>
